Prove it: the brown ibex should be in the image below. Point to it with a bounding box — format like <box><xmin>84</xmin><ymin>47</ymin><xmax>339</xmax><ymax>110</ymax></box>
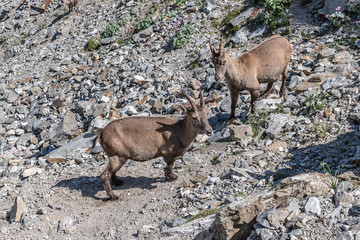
<box><xmin>90</xmin><ymin>92</ymin><xmax>213</xmax><ymax>200</ymax></box>
<box><xmin>209</xmin><ymin>35</ymin><xmax>292</xmax><ymax>124</ymax></box>
<box><xmin>43</xmin><ymin>0</ymin><xmax>76</xmax><ymax>11</ymax></box>
<box><xmin>21</xmin><ymin>0</ymin><xmax>76</xmax><ymax>12</ymax></box>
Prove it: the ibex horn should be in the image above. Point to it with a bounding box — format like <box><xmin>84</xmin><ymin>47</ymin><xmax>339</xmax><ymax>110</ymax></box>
<box><xmin>200</xmin><ymin>91</ymin><xmax>204</xmax><ymax>107</ymax></box>
<box><xmin>219</xmin><ymin>37</ymin><xmax>224</xmax><ymax>56</ymax></box>
<box><xmin>183</xmin><ymin>93</ymin><xmax>197</xmax><ymax>111</ymax></box>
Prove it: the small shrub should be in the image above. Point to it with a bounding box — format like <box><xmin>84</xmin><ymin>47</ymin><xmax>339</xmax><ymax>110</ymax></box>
<box><xmin>326</xmin><ymin>6</ymin><xmax>350</xmax><ymax>28</ymax></box>
<box><xmin>304</xmin><ymin>90</ymin><xmax>329</xmax><ymax>116</ymax></box>
<box><xmin>0</xmin><ymin>35</ymin><xmax>7</xmax><ymax>44</ymax></box>
<box><xmin>133</xmin><ymin>15</ymin><xmax>154</xmax><ymax>34</ymax></box>
<box><xmin>320</xmin><ymin>162</ymin><xmax>340</xmax><ymax>190</ymax></box>
<box><xmin>103</xmin><ymin>21</ymin><xmax>123</xmax><ymax>38</ymax></box>
<box><xmin>186</xmin><ymin>205</ymin><xmax>227</xmax><ymax>223</ymax></box>
<box><xmin>347</xmin><ymin>0</ymin><xmax>360</xmax><ymax>17</ymax></box>
<box><xmin>175</xmin><ymin>0</ymin><xmax>186</xmax><ymax>6</ymax></box>
<box><xmin>189</xmin><ymin>59</ymin><xmax>200</xmax><ymax>69</ymax></box>
<box><xmin>249</xmin><ymin>0</ymin><xmax>292</xmax><ymax>30</ymax></box>
<box><xmin>172</xmin><ymin>25</ymin><xmax>194</xmax><ymax>49</ymax></box>
<box><xmin>222</xmin><ymin>9</ymin><xmax>241</xmax><ymax>37</ymax></box>
<box><xmin>246</xmin><ymin>103</ymin><xmax>284</xmax><ymax>136</ymax></box>
<box><xmin>312</xmin><ymin>123</ymin><xmax>329</xmax><ymax>139</ymax></box>
<box><xmin>85</xmin><ymin>37</ymin><xmax>100</xmax><ymax>51</ymax></box>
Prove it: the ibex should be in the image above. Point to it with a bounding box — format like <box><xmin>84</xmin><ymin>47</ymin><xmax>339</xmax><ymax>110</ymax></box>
<box><xmin>43</xmin><ymin>0</ymin><xmax>76</xmax><ymax>11</ymax></box>
<box><xmin>209</xmin><ymin>35</ymin><xmax>292</xmax><ymax>124</ymax></box>
<box><xmin>21</xmin><ymin>0</ymin><xmax>76</xmax><ymax>12</ymax></box>
<box><xmin>90</xmin><ymin>92</ymin><xmax>213</xmax><ymax>200</ymax></box>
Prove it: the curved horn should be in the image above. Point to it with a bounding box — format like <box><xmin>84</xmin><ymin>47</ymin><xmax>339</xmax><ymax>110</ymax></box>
<box><xmin>219</xmin><ymin>37</ymin><xmax>224</xmax><ymax>56</ymax></box>
<box><xmin>183</xmin><ymin>93</ymin><xmax>197</xmax><ymax>111</ymax></box>
<box><xmin>200</xmin><ymin>91</ymin><xmax>204</xmax><ymax>107</ymax></box>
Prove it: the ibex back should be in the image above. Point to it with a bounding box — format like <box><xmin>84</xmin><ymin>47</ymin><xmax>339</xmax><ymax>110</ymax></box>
<box><xmin>210</xmin><ymin>35</ymin><xmax>292</xmax><ymax>124</ymax></box>
<box><xmin>90</xmin><ymin>92</ymin><xmax>212</xmax><ymax>200</ymax></box>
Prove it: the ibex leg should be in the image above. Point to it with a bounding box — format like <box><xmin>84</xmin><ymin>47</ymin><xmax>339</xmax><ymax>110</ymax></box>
<box><xmin>164</xmin><ymin>157</ymin><xmax>177</xmax><ymax>181</ymax></box>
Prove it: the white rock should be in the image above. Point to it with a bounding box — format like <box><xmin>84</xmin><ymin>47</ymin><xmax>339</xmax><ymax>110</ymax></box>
<box><xmin>305</xmin><ymin>197</ymin><xmax>321</xmax><ymax>216</ymax></box>
<box><xmin>22</xmin><ymin>167</ymin><xmax>38</xmax><ymax>178</ymax></box>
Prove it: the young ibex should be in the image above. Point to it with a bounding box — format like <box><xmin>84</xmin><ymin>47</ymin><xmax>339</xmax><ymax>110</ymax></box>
<box><xmin>210</xmin><ymin>35</ymin><xmax>292</xmax><ymax>124</ymax></box>
<box><xmin>21</xmin><ymin>0</ymin><xmax>76</xmax><ymax>12</ymax></box>
<box><xmin>90</xmin><ymin>92</ymin><xmax>213</xmax><ymax>200</ymax></box>
<box><xmin>43</xmin><ymin>0</ymin><xmax>76</xmax><ymax>11</ymax></box>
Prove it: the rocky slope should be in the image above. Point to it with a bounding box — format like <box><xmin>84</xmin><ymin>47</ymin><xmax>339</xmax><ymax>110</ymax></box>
<box><xmin>0</xmin><ymin>0</ymin><xmax>359</xmax><ymax>239</ymax></box>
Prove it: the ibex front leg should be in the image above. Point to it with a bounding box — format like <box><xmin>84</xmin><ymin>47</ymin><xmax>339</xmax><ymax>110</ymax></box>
<box><xmin>227</xmin><ymin>89</ymin><xmax>239</xmax><ymax>125</ymax></box>
<box><xmin>164</xmin><ymin>157</ymin><xmax>177</xmax><ymax>181</ymax></box>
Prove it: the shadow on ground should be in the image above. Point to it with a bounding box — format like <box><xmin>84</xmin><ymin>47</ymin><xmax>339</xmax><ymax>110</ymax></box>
<box><xmin>261</xmin><ymin>122</ymin><xmax>360</xmax><ymax>185</ymax></box>
<box><xmin>53</xmin><ymin>175</ymin><xmax>163</xmax><ymax>201</ymax></box>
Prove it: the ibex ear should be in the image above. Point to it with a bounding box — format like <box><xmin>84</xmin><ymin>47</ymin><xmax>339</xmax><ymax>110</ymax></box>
<box><xmin>200</xmin><ymin>91</ymin><xmax>204</xmax><ymax>108</ymax></box>
<box><xmin>209</xmin><ymin>38</ymin><xmax>218</xmax><ymax>56</ymax></box>
<box><xmin>226</xmin><ymin>42</ymin><xmax>232</xmax><ymax>55</ymax></box>
<box><xmin>179</xmin><ymin>105</ymin><xmax>188</xmax><ymax>113</ymax></box>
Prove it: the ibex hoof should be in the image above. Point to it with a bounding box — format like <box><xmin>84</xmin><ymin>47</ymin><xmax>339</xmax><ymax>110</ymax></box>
<box><xmin>166</xmin><ymin>174</ymin><xmax>178</xmax><ymax>181</ymax></box>
<box><xmin>109</xmin><ymin>194</ymin><xmax>119</xmax><ymax>201</ymax></box>
<box><xmin>226</xmin><ymin>118</ymin><xmax>235</xmax><ymax>125</ymax></box>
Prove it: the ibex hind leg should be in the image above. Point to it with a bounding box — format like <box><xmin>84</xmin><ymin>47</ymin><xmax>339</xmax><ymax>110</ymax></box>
<box><xmin>250</xmin><ymin>90</ymin><xmax>260</xmax><ymax>113</ymax></box>
<box><xmin>260</xmin><ymin>82</ymin><xmax>273</xmax><ymax>99</ymax></box>
<box><xmin>280</xmin><ymin>63</ymin><xmax>289</xmax><ymax>97</ymax></box>
<box><xmin>100</xmin><ymin>155</ymin><xmax>126</xmax><ymax>200</ymax></box>
<box><xmin>111</xmin><ymin>156</ymin><xmax>126</xmax><ymax>186</ymax></box>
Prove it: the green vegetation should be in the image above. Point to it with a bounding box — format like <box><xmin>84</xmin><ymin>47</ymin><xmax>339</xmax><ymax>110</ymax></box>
<box><xmin>312</xmin><ymin>123</ymin><xmax>329</xmax><ymax>139</ymax></box>
<box><xmin>346</xmin><ymin>0</ymin><xmax>360</xmax><ymax>17</ymax></box>
<box><xmin>85</xmin><ymin>36</ymin><xmax>100</xmax><ymax>51</ymax></box>
<box><xmin>304</xmin><ymin>90</ymin><xmax>329</xmax><ymax>116</ymax></box>
<box><xmin>320</xmin><ymin>162</ymin><xmax>340</xmax><ymax>190</ymax></box>
<box><xmin>186</xmin><ymin>205</ymin><xmax>227</xmax><ymax>223</ymax></box>
<box><xmin>189</xmin><ymin>59</ymin><xmax>200</xmax><ymax>69</ymax></box>
<box><xmin>38</xmin><ymin>20</ymin><xmax>47</xmax><ymax>31</ymax></box>
<box><xmin>249</xmin><ymin>0</ymin><xmax>292</xmax><ymax>30</ymax></box>
<box><xmin>175</xmin><ymin>0</ymin><xmax>187</xmax><ymax>7</ymax></box>
<box><xmin>172</xmin><ymin>25</ymin><xmax>194</xmax><ymax>49</ymax></box>
<box><xmin>133</xmin><ymin>14</ymin><xmax>154</xmax><ymax>34</ymax></box>
<box><xmin>327</xmin><ymin>10</ymin><xmax>350</xmax><ymax>28</ymax></box>
<box><xmin>236</xmin><ymin>192</ymin><xmax>244</xmax><ymax>196</ymax></box>
<box><xmin>246</xmin><ymin>103</ymin><xmax>284</xmax><ymax>136</ymax></box>
<box><xmin>0</xmin><ymin>35</ymin><xmax>7</xmax><ymax>45</ymax></box>
<box><xmin>103</xmin><ymin>21</ymin><xmax>123</xmax><ymax>38</ymax></box>
<box><xmin>222</xmin><ymin>9</ymin><xmax>241</xmax><ymax>37</ymax></box>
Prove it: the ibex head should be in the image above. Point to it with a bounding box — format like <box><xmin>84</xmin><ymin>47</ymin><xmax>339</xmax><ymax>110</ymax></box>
<box><xmin>209</xmin><ymin>37</ymin><xmax>232</xmax><ymax>82</ymax></box>
<box><xmin>181</xmin><ymin>92</ymin><xmax>213</xmax><ymax>136</ymax></box>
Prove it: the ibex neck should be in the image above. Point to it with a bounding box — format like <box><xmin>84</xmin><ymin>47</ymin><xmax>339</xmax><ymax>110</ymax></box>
<box><xmin>179</xmin><ymin>116</ymin><xmax>199</xmax><ymax>147</ymax></box>
<box><xmin>224</xmin><ymin>57</ymin><xmax>239</xmax><ymax>82</ymax></box>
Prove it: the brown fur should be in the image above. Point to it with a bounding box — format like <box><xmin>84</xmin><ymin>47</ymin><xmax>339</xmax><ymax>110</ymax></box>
<box><xmin>90</xmin><ymin>93</ymin><xmax>213</xmax><ymax>200</ymax></box>
<box><xmin>210</xmin><ymin>35</ymin><xmax>292</xmax><ymax>124</ymax></box>
<box><xmin>43</xmin><ymin>0</ymin><xmax>76</xmax><ymax>11</ymax></box>
<box><xmin>21</xmin><ymin>0</ymin><xmax>76</xmax><ymax>11</ymax></box>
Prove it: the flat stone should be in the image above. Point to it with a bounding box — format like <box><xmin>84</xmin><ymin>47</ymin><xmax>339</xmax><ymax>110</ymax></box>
<box><xmin>9</xmin><ymin>196</ymin><xmax>26</xmax><ymax>222</ymax></box>
<box><xmin>267</xmin><ymin>208</ymin><xmax>290</xmax><ymax>228</ymax></box>
<box><xmin>265</xmin><ymin>142</ymin><xmax>288</xmax><ymax>153</ymax></box>
<box><xmin>22</xmin><ymin>167</ymin><xmax>38</xmax><ymax>178</ymax></box>
<box><xmin>230</xmin><ymin>125</ymin><xmax>253</xmax><ymax>141</ymax></box>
